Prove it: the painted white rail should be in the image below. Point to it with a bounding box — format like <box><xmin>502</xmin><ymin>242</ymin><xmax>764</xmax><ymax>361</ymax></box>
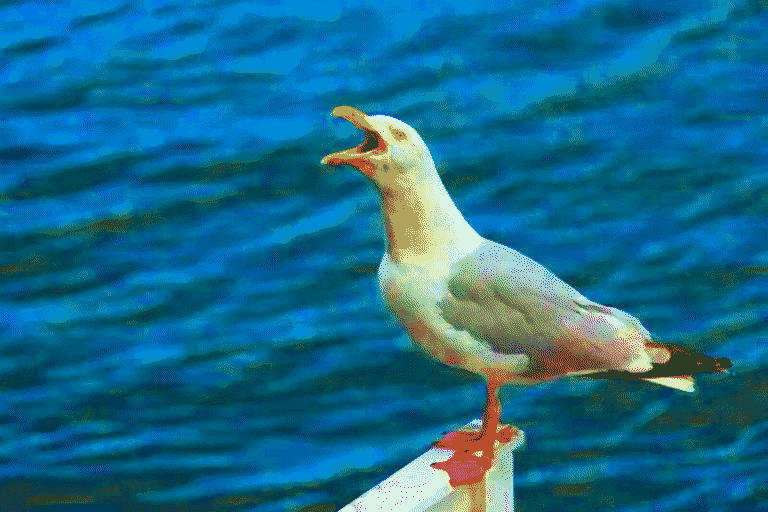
<box><xmin>339</xmin><ymin>420</ymin><xmax>524</xmax><ymax>512</ymax></box>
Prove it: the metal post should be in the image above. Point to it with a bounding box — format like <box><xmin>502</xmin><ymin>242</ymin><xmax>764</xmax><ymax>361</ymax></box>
<box><xmin>339</xmin><ymin>420</ymin><xmax>524</xmax><ymax>512</ymax></box>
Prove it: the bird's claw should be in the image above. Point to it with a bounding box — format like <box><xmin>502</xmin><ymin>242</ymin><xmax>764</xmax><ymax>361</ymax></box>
<box><xmin>431</xmin><ymin>453</ymin><xmax>493</xmax><ymax>487</ymax></box>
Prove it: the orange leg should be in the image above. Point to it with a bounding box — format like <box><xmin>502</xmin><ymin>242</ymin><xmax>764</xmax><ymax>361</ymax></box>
<box><xmin>478</xmin><ymin>381</ymin><xmax>501</xmax><ymax>458</ymax></box>
<box><xmin>431</xmin><ymin>382</ymin><xmax>517</xmax><ymax>486</ymax></box>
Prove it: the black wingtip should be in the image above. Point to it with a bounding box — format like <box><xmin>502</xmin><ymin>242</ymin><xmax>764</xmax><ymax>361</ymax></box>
<box><xmin>582</xmin><ymin>342</ymin><xmax>731</xmax><ymax>382</ymax></box>
<box><xmin>714</xmin><ymin>357</ymin><xmax>732</xmax><ymax>372</ymax></box>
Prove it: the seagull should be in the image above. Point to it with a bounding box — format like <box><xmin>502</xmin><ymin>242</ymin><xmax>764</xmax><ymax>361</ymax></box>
<box><xmin>321</xmin><ymin>106</ymin><xmax>731</xmax><ymax>486</ymax></box>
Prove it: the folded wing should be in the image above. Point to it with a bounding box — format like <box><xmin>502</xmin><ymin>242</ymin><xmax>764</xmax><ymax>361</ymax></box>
<box><xmin>437</xmin><ymin>240</ymin><xmax>730</xmax><ymax>390</ymax></box>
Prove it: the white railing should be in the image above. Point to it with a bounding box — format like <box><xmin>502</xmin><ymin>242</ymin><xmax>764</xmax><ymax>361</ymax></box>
<box><xmin>339</xmin><ymin>420</ymin><xmax>524</xmax><ymax>512</ymax></box>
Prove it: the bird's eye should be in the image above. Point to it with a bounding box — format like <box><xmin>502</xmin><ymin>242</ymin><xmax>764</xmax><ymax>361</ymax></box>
<box><xmin>391</xmin><ymin>128</ymin><xmax>407</xmax><ymax>140</ymax></box>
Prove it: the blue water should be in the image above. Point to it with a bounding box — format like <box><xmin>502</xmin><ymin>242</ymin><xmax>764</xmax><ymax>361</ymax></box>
<box><xmin>1</xmin><ymin>1</ymin><xmax>767</xmax><ymax>510</ymax></box>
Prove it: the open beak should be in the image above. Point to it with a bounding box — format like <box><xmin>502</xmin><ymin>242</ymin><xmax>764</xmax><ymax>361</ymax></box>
<box><xmin>321</xmin><ymin>106</ymin><xmax>386</xmax><ymax>172</ymax></box>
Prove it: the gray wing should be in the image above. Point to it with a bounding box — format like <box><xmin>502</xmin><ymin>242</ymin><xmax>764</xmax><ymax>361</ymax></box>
<box><xmin>437</xmin><ymin>240</ymin><xmax>655</xmax><ymax>379</ymax></box>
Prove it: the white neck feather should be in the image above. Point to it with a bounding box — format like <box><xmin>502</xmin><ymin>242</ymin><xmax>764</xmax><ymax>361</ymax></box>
<box><xmin>377</xmin><ymin>174</ymin><xmax>482</xmax><ymax>266</ymax></box>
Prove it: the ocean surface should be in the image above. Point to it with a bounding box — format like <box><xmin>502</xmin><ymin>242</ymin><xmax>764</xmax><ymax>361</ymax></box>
<box><xmin>1</xmin><ymin>0</ymin><xmax>767</xmax><ymax>510</ymax></box>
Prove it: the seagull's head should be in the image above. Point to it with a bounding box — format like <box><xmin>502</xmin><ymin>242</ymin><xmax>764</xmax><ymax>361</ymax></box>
<box><xmin>321</xmin><ymin>106</ymin><xmax>436</xmax><ymax>189</ymax></box>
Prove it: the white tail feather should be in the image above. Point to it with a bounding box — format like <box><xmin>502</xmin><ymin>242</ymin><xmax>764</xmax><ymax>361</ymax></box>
<box><xmin>640</xmin><ymin>376</ymin><xmax>695</xmax><ymax>392</ymax></box>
